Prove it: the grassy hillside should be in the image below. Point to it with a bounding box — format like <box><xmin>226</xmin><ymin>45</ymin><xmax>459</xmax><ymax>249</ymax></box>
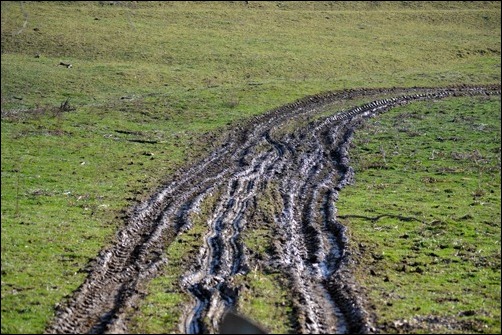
<box><xmin>338</xmin><ymin>95</ymin><xmax>501</xmax><ymax>334</ymax></box>
<box><xmin>1</xmin><ymin>1</ymin><xmax>500</xmax><ymax>333</ymax></box>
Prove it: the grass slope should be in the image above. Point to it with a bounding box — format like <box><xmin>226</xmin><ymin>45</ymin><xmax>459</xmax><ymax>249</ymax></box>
<box><xmin>338</xmin><ymin>96</ymin><xmax>501</xmax><ymax>334</ymax></box>
<box><xmin>1</xmin><ymin>1</ymin><xmax>500</xmax><ymax>333</ymax></box>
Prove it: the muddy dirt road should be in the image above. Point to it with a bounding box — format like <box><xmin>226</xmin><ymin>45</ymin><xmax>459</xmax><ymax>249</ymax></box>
<box><xmin>45</xmin><ymin>85</ymin><xmax>500</xmax><ymax>334</ymax></box>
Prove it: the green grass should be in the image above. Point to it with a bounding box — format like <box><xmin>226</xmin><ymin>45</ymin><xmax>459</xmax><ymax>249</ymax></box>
<box><xmin>0</xmin><ymin>101</ymin><xmax>212</xmax><ymax>333</ymax></box>
<box><xmin>128</xmin><ymin>189</ymin><xmax>220</xmax><ymax>334</ymax></box>
<box><xmin>1</xmin><ymin>1</ymin><xmax>500</xmax><ymax>112</ymax></box>
<box><xmin>337</xmin><ymin>96</ymin><xmax>501</xmax><ymax>334</ymax></box>
<box><xmin>1</xmin><ymin>1</ymin><xmax>500</xmax><ymax>334</ymax></box>
<box><xmin>234</xmin><ymin>270</ymin><xmax>293</xmax><ymax>334</ymax></box>
<box><xmin>236</xmin><ymin>181</ymin><xmax>293</xmax><ymax>334</ymax></box>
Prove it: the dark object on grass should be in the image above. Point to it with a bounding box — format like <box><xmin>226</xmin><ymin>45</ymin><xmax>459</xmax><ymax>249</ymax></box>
<box><xmin>219</xmin><ymin>311</ymin><xmax>268</xmax><ymax>334</ymax></box>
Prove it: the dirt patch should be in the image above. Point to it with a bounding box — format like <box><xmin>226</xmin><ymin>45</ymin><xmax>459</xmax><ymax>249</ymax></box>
<box><xmin>45</xmin><ymin>84</ymin><xmax>501</xmax><ymax>334</ymax></box>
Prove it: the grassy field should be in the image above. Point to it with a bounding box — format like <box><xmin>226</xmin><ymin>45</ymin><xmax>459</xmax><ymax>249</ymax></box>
<box><xmin>1</xmin><ymin>1</ymin><xmax>500</xmax><ymax>333</ymax></box>
<box><xmin>338</xmin><ymin>95</ymin><xmax>501</xmax><ymax>334</ymax></box>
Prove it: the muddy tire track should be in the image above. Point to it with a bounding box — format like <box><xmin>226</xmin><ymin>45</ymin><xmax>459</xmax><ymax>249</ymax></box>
<box><xmin>45</xmin><ymin>85</ymin><xmax>500</xmax><ymax>334</ymax></box>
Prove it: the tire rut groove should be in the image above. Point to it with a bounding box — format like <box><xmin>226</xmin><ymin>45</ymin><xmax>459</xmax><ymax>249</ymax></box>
<box><xmin>45</xmin><ymin>85</ymin><xmax>500</xmax><ymax>334</ymax></box>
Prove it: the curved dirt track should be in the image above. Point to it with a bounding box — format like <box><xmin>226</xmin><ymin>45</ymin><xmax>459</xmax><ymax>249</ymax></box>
<box><xmin>45</xmin><ymin>84</ymin><xmax>501</xmax><ymax>334</ymax></box>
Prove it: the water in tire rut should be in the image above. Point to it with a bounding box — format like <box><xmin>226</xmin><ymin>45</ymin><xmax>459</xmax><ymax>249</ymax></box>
<box><xmin>45</xmin><ymin>85</ymin><xmax>500</xmax><ymax>334</ymax></box>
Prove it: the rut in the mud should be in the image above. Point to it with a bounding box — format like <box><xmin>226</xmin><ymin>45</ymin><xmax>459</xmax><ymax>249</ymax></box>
<box><xmin>45</xmin><ymin>85</ymin><xmax>501</xmax><ymax>334</ymax></box>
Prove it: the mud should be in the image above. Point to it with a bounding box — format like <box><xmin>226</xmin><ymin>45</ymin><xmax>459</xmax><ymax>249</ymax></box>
<box><xmin>45</xmin><ymin>85</ymin><xmax>501</xmax><ymax>334</ymax></box>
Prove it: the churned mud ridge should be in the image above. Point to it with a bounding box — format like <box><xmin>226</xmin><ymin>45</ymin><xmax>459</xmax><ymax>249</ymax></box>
<box><xmin>45</xmin><ymin>84</ymin><xmax>501</xmax><ymax>334</ymax></box>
